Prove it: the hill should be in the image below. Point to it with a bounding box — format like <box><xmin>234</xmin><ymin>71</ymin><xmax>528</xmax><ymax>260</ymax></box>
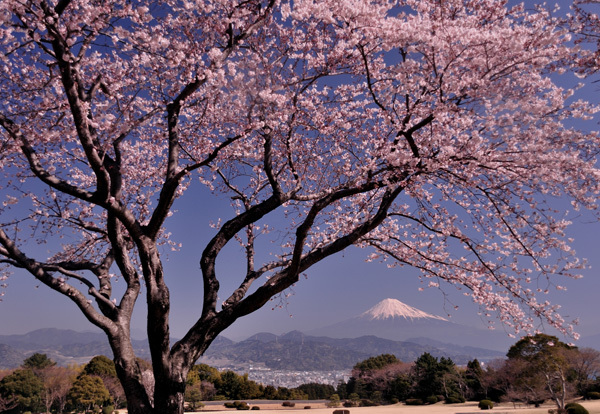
<box><xmin>202</xmin><ymin>330</ymin><xmax>502</xmax><ymax>369</ymax></box>
<box><xmin>0</xmin><ymin>344</ymin><xmax>25</xmax><ymax>369</ymax></box>
<box><xmin>0</xmin><ymin>328</ymin><xmax>151</xmax><ymax>368</ymax></box>
<box><xmin>0</xmin><ymin>327</ymin><xmax>503</xmax><ymax>371</ymax></box>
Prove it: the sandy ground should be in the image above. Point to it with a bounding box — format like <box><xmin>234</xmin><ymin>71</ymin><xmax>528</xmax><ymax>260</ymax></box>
<box><xmin>194</xmin><ymin>399</ymin><xmax>600</xmax><ymax>414</ymax></box>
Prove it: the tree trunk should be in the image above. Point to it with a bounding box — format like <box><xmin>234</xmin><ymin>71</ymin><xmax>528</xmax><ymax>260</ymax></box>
<box><xmin>153</xmin><ymin>385</ymin><xmax>186</xmax><ymax>414</ymax></box>
<box><xmin>109</xmin><ymin>330</ymin><xmax>155</xmax><ymax>414</ymax></box>
<box><xmin>115</xmin><ymin>368</ymin><xmax>155</xmax><ymax>414</ymax></box>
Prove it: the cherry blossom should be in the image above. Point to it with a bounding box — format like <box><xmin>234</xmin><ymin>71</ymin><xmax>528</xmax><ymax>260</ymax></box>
<box><xmin>1</xmin><ymin>1</ymin><xmax>599</xmax><ymax>413</ymax></box>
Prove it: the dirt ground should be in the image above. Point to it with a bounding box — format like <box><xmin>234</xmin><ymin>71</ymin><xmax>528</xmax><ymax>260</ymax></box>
<box><xmin>195</xmin><ymin>399</ymin><xmax>600</xmax><ymax>414</ymax></box>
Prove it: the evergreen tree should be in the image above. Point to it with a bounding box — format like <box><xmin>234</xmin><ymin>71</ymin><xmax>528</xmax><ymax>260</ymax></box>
<box><xmin>353</xmin><ymin>354</ymin><xmax>399</xmax><ymax>377</ymax></box>
<box><xmin>84</xmin><ymin>356</ymin><xmax>117</xmax><ymax>378</ymax></box>
<box><xmin>0</xmin><ymin>369</ymin><xmax>44</xmax><ymax>413</ymax></box>
<box><xmin>295</xmin><ymin>383</ymin><xmax>335</xmax><ymax>400</ymax></box>
<box><xmin>465</xmin><ymin>359</ymin><xmax>486</xmax><ymax>400</ymax></box>
<box><xmin>189</xmin><ymin>364</ymin><xmax>221</xmax><ymax>385</ymax></box>
<box><xmin>262</xmin><ymin>385</ymin><xmax>278</xmax><ymax>400</ymax></box>
<box><xmin>387</xmin><ymin>375</ymin><xmax>411</xmax><ymax>402</ymax></box>
<box><xmin>23</xmin><ymin>353</ymin><xmax>56</xmax><ymax>370</ymax></box>
<box><xmin>67</xmin><ymin>374</ymin><xmax>111</xmax><ymax>413</ymax></box>
<box><xmin>216</xmin><ymin>371</ymin><xmax>261</xmax><ymax>400</ymax></box>
<box><xmin>411</xmin><ymin>353</ymin><xmax>459</xmax><ymax>400</ymax></box>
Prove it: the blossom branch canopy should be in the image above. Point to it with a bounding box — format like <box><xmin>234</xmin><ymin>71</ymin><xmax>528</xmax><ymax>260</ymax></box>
<box><xmin>0</xmin><ymin>0</ymin><xmax>599</xmax><ymax>373</ymax></box>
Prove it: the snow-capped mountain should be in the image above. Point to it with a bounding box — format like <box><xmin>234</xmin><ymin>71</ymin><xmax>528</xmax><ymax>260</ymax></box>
<box><xmin>360</xmin><ymin>298</ymin><xmax>448</xmax><ymax>322</ymax></box>
<box><xmin>308</xmin><ymin>298</ymin><xmax>513</xmax><ymax>352</ymax></box>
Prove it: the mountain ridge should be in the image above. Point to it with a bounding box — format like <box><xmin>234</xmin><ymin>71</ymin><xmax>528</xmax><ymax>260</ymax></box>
<box><xmin>308</xmin><ymin>298</ymin><xmax>514</xmax><ymax>351</ymax></box>
<box><xmin>0</xmin><ymin>327</ymin><xmax>503</xmax><ymax>370</ymax></box>
<box><xmin>200</xmin><ymin>330</ymin><xmax>502</xmax><ymax>369</ymax></box>
<box><xmin>3</xmin><ymin>299</ymin><xmax>592</xmax><ymax>370</ymax></box>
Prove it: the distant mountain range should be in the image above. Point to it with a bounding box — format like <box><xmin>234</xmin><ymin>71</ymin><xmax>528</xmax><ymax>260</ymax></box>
<box><xmin>307</xmin><ymin>298</ymin><xmax>515</xmax><ymax>351</ymax></box>
<box><xmin>0</xmin><ymin>328</ymin><xmax>150</xmax><ymax>369</ymax></box>
<box><xmin>200</xmin><ymin>330</ymin><xmax>503</xmax><ymax>369</ymax></box>
<box><xmin>2</xmin><ymin>298</ymin><xmax>593</xmax><ymax>371</ymax></box>
<box><xmin>0</xmin><ymin>327</ymin><xmax>503</xmax><ymax>371</ymax></box>
<box><xmin>0</xmin><ymin>299</ymin><xmax>506</xmax><ymax>370</ymax></box>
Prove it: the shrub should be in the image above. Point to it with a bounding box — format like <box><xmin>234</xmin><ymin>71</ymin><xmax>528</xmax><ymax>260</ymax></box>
<box><xmin>327</xmin><ymin>394</ymin><xmax>341</xmax><ymax>408</ymax></box>
<box><xmin>343</xmin><ymin>401</ymin><xmax>354</xmax><ymax>407</ymax></box>
<box><xmin>281</xmin><ymin>401</ymin><xmax>295</xmax><ymax>407</ymax></box>
<box><xmin>360</xmin><ymin>399</ymin><xmax>377</xmax><ymax>407</ymax></box>
<box><xmin>102</xmin><ymin>406</ymin><xmax>115</xmax><ymax>414</ymax></box>
<box><xmin>426</xmin><ymin>395</ymin><xmax>438</xmax><ymax>404</ymax></box>
<box><xmin>405</xmin><ymin>399</ymin><xmax>424</xmax><ymax>405</ymax></box>
<box><xmin>478</xmin><ymin>400</ymin><xmax>494</xmax><ymax>410</ymax></box>
<box><xmin>586</xmin><ymin>392</ymin><xmax>600</xmax><ymax>400</ymax></box>
<box><xmin>565</xmin><ymin>402</ymin><xmax>589</xmax><ymax>414</ymax></box>
<box><xmin>225</xmin><ymin>401</ymin><xmax>250</xmax><ymax>410</ymax></box>
<box><xmin>390</xmin><ymin>398</ymin><xmax>399</xmax><ymax>404</ymax></box>
<box><xmin>251</xmin><ymin>406</ymin><xmax>260</xmax><ymax>410</ymax></box>
<box><xmin>445</xmin><ymin>396</ymin><xmax>465</xmax><ymax>404</ymax></box>
<box><xmin>304</xmin><ymin>406</ymin><xmax>311</xmax><ymax>409</ymax></box>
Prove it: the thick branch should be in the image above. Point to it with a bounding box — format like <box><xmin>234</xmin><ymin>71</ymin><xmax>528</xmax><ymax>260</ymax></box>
<box><xmin>54</xmin><ymin>0</ymin><xmax>71</xmax><ymax>16</ymax></box>
<box><xmin>145</xmin><ymin>0</ymin><xmax>278</xmax><ymax>241</ymax></box>
<box><xmin>0</xmin><ymin>228</ymin><xmax>115</xmax><ymax>331</ymax></box>
<box><xmin>232</xmin><ymin>184</ymin><xmax>406</xmax><ymax>321</ymax></box>
<box><xmin>263</xmin><ymin>130</ymin><xmax>285</xmax><ymax>200</ymax></box>
<box><xmin>145</xmin><ymin>132</ymin><xmax>245</xmax><ymax>240</ymax></box>
<box><xmin>199</xmin><ymin>194</ymin><xmax>291</xmax><ymax>320</ymax></box>
<box><xmin>0</xmin><ymin>114</ymin><xmax>98</xmax><ymax>202</ymax></box>
<box><xmin>174</xmin><ymin>181</ymin><xmax>407</xmax><ymax>364</ymax></box>
<box><xmin>49</xmin><ymin>35</ymin><xmax>111</xmax><ymax>200</ymax></box>
<box><xmin>105</xmin><ymin>209</ymin><xmax>141</xmax><ymax>328</ymax></box>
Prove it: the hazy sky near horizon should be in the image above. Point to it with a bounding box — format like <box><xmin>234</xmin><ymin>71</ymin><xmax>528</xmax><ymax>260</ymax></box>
<box><xmin>2</xmin><ymin>2</ymin><xmax>600</xmax><ymax>348</ymax></box>
<box><xmin>2</xmin><ymin>182</ymin><xmax>600</xmax><ymax>344</ymax></box>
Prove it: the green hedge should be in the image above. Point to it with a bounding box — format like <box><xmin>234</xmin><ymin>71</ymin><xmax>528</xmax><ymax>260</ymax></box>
<box><xmin>478</xmin><ymin>400</ymin><xmax>493</xmax><ymax>410</ymax></box>
<box><xmin>565</xmin><ymin>402</ymin><xmax>589</xmax><ymax>414</ymax></box>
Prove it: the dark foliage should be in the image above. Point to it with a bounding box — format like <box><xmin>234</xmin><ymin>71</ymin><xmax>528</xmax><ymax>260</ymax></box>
<box><xmin>295</xmin><ymin>383</ymin><xmax>335</xmax><ymax>400</ymax></box>
<box><xmin>353</xmin><ymin>354</ymin><xmax>399</xmax><ymax>375</ymax></box>
<box><xmin>478</xmin><ymin>399</ymin><xmax>493</xmax><ymax>410</ymax></box>
<box><xmin>586</xmin><ymin>392</ymin><xmax>600</xmax><ymax>400</ymax></box>
<box><xmin>565</xmin><ymin>402</ymin><xmax>589</xmax><ymax>414</ymax></box>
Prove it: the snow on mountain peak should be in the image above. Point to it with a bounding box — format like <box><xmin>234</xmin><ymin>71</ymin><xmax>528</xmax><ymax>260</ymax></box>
<box><xmin>360</xmin><ymin>298</ymin><xmax>447</xmax><ymax>321</ymax></box>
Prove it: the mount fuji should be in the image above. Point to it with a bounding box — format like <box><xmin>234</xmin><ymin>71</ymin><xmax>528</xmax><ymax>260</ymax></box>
<box><xmin>308</xmin><ymin>298</ymin><xmax>512</xmax><ymax>352</ymax></box>
<box><xmin>360</xmin><ymin>298</ymin><xmax>448</xmax><ymax>322</ymax></box>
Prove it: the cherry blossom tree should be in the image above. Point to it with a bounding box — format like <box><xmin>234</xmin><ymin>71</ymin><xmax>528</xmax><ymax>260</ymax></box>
<box><xmin>1</xmin><ymin>1</ymin><xmax>599</xmax><ymax>413</ymax></box>
<box><xmin>573</xmin><ymin>1</ymin><xmax>600</xmax><ymax>75</ymax></box>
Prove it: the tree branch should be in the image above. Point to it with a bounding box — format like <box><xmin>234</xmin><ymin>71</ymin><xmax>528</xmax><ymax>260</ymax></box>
<box><xmin>0</xmin><ymin>114</ymin><xmax>98</xmax><ymax>202</ymax></box>
<box><xmin>0</xmin><ymin>228</ymin><xmax>115</xmax><ymax>331</ymax></box>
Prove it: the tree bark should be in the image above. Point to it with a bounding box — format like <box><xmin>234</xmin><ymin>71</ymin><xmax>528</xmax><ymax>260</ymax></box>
<box><xmin>109</xmin><ymin>331</ymin><xmax>154</xmax><ymax>414</ymax></box>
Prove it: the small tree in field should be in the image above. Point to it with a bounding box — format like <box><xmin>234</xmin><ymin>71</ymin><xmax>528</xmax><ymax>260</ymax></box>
<box><xmin>1</xmin><ymin>1</ymin><xmax>599</xmax><ymax>414</ymax></box>
<box><xmin>67</xmin><ymin>374</ymin><xmax>111</xmax><ymax>414</ymax></box>
<box><xmin>507</xmin><ymin>334</ymin><xmax>578</xmax><ymax>412</ymax></box>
